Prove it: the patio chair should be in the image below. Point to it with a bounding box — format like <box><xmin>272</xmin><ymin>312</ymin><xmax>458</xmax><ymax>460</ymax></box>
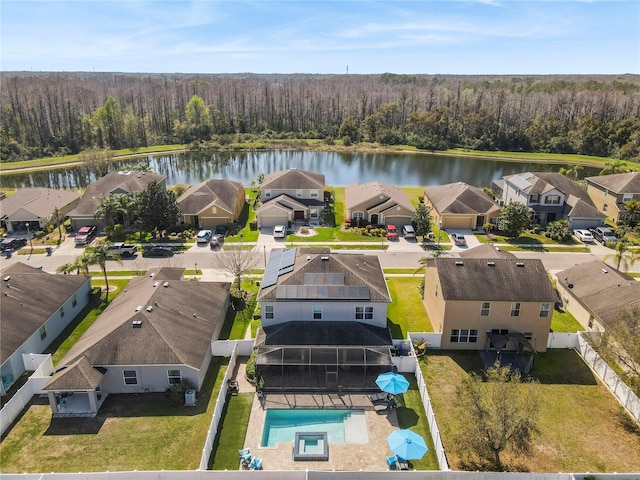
<box><xmin>250</xmin><ymin>457</ymin><xmax>263</xmax><ymax>470</ymax></box>
<box><xmin>386</xmin><ymin>455</ymin><xmax>398</xmax><ymax>470</ymax></box>
<box><xmin>238</xmin><ymin>448</ymin><xmax>251</xmax><ymax>460</ymax></box>
<box><xmin>228</xmin><ymin>379</ymin><xmax>239</xmax><ymax>395</ymax></box>
<box><xmin>368</xmin><ymin>392</ymin><xmax>388</xmax><ymax>404</ymax></box>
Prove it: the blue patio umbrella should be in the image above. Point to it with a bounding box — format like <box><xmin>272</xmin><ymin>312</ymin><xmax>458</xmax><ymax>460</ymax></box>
<box><xmin>375</xmin><ymin>371</ymin><xmax>410</xmax><ymax>395</ymax></box>
<box><xmin>387</xmin><ymin>429</ymin><xmax>428</xmax><ymax>460</ymax></box>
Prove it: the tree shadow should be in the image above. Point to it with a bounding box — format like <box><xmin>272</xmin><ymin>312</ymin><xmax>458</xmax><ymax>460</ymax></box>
<box><xmin>530</xmin><ymin>350</ymin><xmax>598</xmax><ymax>385</ymax></box>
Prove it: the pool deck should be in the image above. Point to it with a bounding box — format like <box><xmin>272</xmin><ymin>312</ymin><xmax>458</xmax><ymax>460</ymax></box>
<box><xmin>244</xmin><ymin>392</ymin><xmax>401</xmax><ymax>471</ymax></box>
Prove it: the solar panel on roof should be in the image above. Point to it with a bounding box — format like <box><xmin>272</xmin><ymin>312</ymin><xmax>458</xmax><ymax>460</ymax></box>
<box><xmin>304</xmin><ymin>272</ymin><xmax>345</xmax><ymax>285</ymax></box>
<box><xmin>510</xmin><ymin>174</ymin><xmax>533</xmax><ymax>191</ymax></box>
<box><xmin>261</xmin><ymin>248</ymin><xmax>297</xmax><ymax>289</ymax></box>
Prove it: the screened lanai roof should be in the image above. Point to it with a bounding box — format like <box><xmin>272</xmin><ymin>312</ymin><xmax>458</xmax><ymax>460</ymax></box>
<box><xmin>257</xmin><ymin>345</ymin><xmax>393</xmax><ymax>367</ymax></box>
<box><xmin>255</xmin><ymin>321</ymin><xmax>393</xmax><ymax>347</ymax></box>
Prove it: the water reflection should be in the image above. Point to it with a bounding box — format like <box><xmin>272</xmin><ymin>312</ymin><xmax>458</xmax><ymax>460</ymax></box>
<box><xmin>0</xmin><ymin>151</ymin><xmax>599</xmax><ymax>189</ymax></box>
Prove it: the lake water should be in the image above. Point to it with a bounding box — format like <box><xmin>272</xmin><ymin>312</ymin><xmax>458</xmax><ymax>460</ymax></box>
<box><xmin>0</xmin><ymin>150</ymin><xmax>599</xmax><ymax>189</ymax></box>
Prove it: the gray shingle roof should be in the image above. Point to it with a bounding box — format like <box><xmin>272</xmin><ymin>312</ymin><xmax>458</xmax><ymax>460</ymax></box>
<box><xmin>505</xmin><ymin>172</ymin><xmax>597</xmax><ymax>208</ymax></box>
<box><xmin>261</xmin><ymin>168</ymin><xmax>325</xmax><ymax>191</ymax></box>
<box><xmin>44</xmin><ymin>357</ymin><xmax>104</xmax><ymax>391</ymax></box>
<box><xmin>459</xmin><ymin>244</ymin><xmax>516</xmax><ymax>259</ymax></box>
<box><xmin>557</xmin><ymin>260</ymin><xmax>640</xmax><ymax>327</ymax></box>
<box><xmin>1</xmin><ymin>263</ymin><xmax>90</xmax><ymax>364</ymax></box>
<box><xmin>345</xmin><ymin>181</ymin><xmax>415</xmax><ymax>213</ymax></box>
<box><xmin>585</xmin><ymin>172</ymin><xmax>640</xmax><ymax>194</ymax></box>
<box><xmin>424</xmin><ymin>182</ymin><xmax>499</xmax><ymax>216</ymax></box>
<box><xmin>430</xmin><ymin>257</ymin><xmax>556</xmax><ymax>302</ymax></box>
<box><xmin>177</xmin><ymin>179</ymin><xmax>242</xmax><ymax>215</ymax></box>
<box><xmin>0</xmin><ymin>188</ymin><xmax>80</xmax><ymax>219</ymax></box>
<box><xmin>256</xmin><ymin>321</ymin><xmax>392</xmax><ymax>346</ymax></box>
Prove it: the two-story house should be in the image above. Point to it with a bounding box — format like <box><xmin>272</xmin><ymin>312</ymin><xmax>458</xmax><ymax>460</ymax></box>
<box><xmin>494</xmin><ymin>172</ymin><xmax>604</xmax><ymax>229</ymax></box>
<box><xmin>422</xmin><ymin>257</ymin><xmax>557</xmax><ymax>356</ymax></box>
<box><xmin>255</xmin><ymin>168</ymin><xmax>325</xmax><ymax>229</ymax></box>
<box><xmin>177</xmin><ymin>179</ymin><xmax>245</xmax><ymax>229</ymax></box>
<box><xmin>344</xmin><ymin>181</ymin><xmax>415</xmax><ymax>227</ymax></box>
<box><xmin>585</xmin><ymin>172</ymin><xmax>640</xmax><ymax>224</ymax></box>
<box><xmin>255</xmin><ymin>248</ymin><xmax>394</xmax><ymax>392</ymax></box>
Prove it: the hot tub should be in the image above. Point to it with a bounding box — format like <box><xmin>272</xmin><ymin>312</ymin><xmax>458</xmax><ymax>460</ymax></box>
<box><xmin>293</xmin><ymin>432</ymin><xmax>329</xmax><ymax>461</ymax></box>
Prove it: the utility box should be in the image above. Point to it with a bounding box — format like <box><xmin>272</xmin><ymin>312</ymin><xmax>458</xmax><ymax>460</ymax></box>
<box><xmin>184</xmin><ymin>389</ymin><xmax>196</xmax><ymax>407</ymax></box>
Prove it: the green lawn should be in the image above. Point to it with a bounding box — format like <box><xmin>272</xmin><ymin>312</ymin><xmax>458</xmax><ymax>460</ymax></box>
<box><xmin>386</xmin><ymin>277</ymin><xmax>433</xmax><ymax>338</ymax></box>
<box><xmin>225</xmin><ymin>189</ymin><xmax>259</xmax><ymax>243</ymax></box>
<box><xmin>209</xmin><ymin>393</ymin><xmax>254</xmax><ymax>469</ymax></box>
<box><xmin>477</xmin><ymin>231</ymin><xmax>580</xmax><ymax>246</ymax></box>
<box><xmin>550</xmin><ymin>309</ymin><xmax>583</xmax><ymax>332</ymax></box>
<box><xmin>421</xmin><ymin>350</ymin><xmax>640</xmax><ymax>472</ymax></box>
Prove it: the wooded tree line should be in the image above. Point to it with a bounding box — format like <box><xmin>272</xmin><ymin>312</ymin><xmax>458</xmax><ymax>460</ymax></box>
<box><xmin>1</xmin><ymin>72</ymin><xmax>639</xmax><ymax>162</ymax></box>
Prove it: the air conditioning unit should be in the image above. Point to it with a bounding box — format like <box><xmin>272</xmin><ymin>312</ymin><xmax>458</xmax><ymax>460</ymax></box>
<box><xmin>184</xmin><ymin>389</ymin><xmax>196</xmax><ymax>407</ymax></box>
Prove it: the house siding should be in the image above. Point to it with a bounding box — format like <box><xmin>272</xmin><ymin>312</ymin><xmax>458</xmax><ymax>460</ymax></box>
<box><xmin>261</xmin><ymin>301</ymin><xmax>388</xmax><ymax>328</ymax></box>
<box><xmin>556</xmin><ymin>283</ymin><xmax>605</xmax><ymax>332</ymax></box>
<box><xmin>97</xmin><ymin>364</ymin><xmax>201</xmax><ymax>394</ymax></box>
<box><xmin>586</xmin><ymin>183</ymin><xmax>623</xmax><ymax>223</ymax></box>
<box><xmin>260</xmin><ymin>188</ymin><xmax>319</xmax><ymax>203</ymax></box>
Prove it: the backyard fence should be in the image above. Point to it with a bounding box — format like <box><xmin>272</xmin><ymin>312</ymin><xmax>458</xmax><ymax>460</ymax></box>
<box><xmin>576</xmin><ymin>333</ymin><xmax>640</xmax><ymax>423</ymax></box>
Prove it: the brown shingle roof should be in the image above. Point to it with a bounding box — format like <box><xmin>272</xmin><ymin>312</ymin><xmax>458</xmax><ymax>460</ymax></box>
<box><xmin>430</xmin><ymin>257</ymin><xmax>555</xmax><ymax>302</ymax></box>
<box><xmin>424</xmin><ymin>182</ymin><xmax>499</xmax><ymax>216</ymax></box>
<box><xmin>1</xmin><ymin>263</ymin><xmax>90</xmax><ymax>364</ymax></box>
<box><xmin>44</xmin><ymin>357</ymin><xmax>104</xmax><ymax>391</ymax></box>
<box><xmin>177</xmin><ymin>179</ymin><xmax>242</xmax><ymax>215</ymax></box>
<box><xmin>345</xmin><ymin>181</ymin><xmax>415</xmax><ymax>213</ymax></box>
<box><xmin>0</xmin><ymin>188</ymin><xmax>80</xmax><ymax>219</ymax></box>
<box><xmin>557</xmin><ymin>260</ymin><xmax>640</xmax><ymax>327</ymax></box>
<box><xmin>261</xmin><ymin>168</ymin><xmax>325</xmax><ymax>191</ymax></box>
<box><xmin>585</xmin><ymin>172</ymin><xmax>640</xmax><ymax>194</ymax></box>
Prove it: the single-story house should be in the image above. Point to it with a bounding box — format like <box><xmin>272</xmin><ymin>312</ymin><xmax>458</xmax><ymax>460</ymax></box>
<box><xmin>344</xmin><ymin>181</ymin><xmax>415</xmax><ymax>227</ymax></box>
<box><xmin>177</xmin><ymin>179</ymin><xmax>245</xmax><ymax>229</ymax></box>
<box><xmin>256</xmin><ymin>168</ymin><xmax>325</xmax><ymax>228</ymax></box>
<box><xmin>42</xmin><ymin>267</ymin><xmax>230</xmax><ymax>415</ymax></box>
<box><xmin>1</xmin><ymin>263</ymin><xmax>91</xmax><ymax>395</ymax></box>
<box><xmin>556</xmin><ymin>260</ymin><xmax>640</xmax><ymax>332</ymax></box>
<box><xmin>68</xmin><ymin>170</ymin><xmax>166</xmax><ymax>230</ymax></box>
<box><xmin>585</xmin><ymin>172</ymin><xmax>640</xmax><ymax>224</ymax></box>
<box><xmin>423</xmin><ymin>182</ymin><xmax>500</xmax><ymax>229</ymax></box>
<box><xmin>459</xmin><ymin>243</ymin><xmax>516</xmax><ymax>259</ymax></box>
<box><xmin>0</xmin><ymin>187</ymin><xmax>80</xmax><ymax>233</ymax></box>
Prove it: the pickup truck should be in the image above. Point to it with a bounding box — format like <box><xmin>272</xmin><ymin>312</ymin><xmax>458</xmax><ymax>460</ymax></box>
<box><xmin>74</xmin><ymin>225</ymin><xmax>97</xmax><ymax>245</ymax></box>
<box><xmin>107</xmin><ymin>242</ymin><xmax>138</xmax><ymax>257</ymax></box>
<box><xmin>590</xmin><ymin>226</ymin><xmax>619</xmax><ymax>244</ymax></box>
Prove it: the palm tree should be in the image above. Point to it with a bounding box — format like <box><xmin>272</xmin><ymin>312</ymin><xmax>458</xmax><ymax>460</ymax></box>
<box><xmin>94</xmin><ymin>195</ymin><xmax>119</xmax><ymax>228</ymax></box>
<box><xmin>599</xmin><ymin>159</ymin><xmax>629</xmax><ymax>176</ymax></box>
<box><xmin>113</xmin><ymin>193</ymin><xmax>138</xmax><ymax>226</ymax></box>
<box><xmin>623</xmin><ymin>199</ymin><xmax>640</xmax><ymax>226</ymax></box>
<box><xmin>603</xmin><ymin>241</ymin><xmax>640</xmax><ymax>272</ymax></box>
<box><xmin>56</xmin><ymin>254</ymin><xmax>91</xmax><ymax>275</ymax></box>
<box><xmin>559</xmin><ymin>165</ymin><xmax>583</xmax><ymax>181</ymax></box>
<box><xmin>85</xmin><ymin>242</ymin><xmax>123</xmax><ymax>302</ymax></box>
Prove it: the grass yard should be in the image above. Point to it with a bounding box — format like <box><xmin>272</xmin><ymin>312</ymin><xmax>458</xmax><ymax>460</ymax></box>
<box><xmin>225</xmin><ymin>189</ymin><xmax>259</xmax><ymax>243</ymax></box>
<box><xmin>386</xmin><ymin>277</ymin><xmax>433</xmax><ymax>338</ymax></box>
<box><xmin>550</xmin><ymin>309</ymin><xmax>583</xmax><ymax>332</ymax></box>
<box><xmin>421</xmin><ymin>350</ymin><xmax>640</xmax><ymax>472</ymax></box>
<box><xmin>209</xmin><ymin>393</ymin><xmax>254</xmax><ymax>469</ymax></box>
<box><xmin>0</xmin><ymin>357</ymin><xmax>228</xmax><ymax>473</ymax></box>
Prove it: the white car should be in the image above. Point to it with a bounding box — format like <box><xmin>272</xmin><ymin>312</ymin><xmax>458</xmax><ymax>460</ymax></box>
<box><xmin>196</xmin><ymin>230</ymin><xmax>213</xmax><ymax>243</ymax></box>
<box><xmin>402</xmin><ymin>225</ymin><xmax>416</xmax><ymax>238</ymax></box>
<box><xmin>573</xmin><ymin>229</ymin><xmax>594</xmax><ymax>243</ymax></box>
<box><xmin>273</xmin><ymin>225</ymin><xmax>286</xmax><ymax>238</ymax></box>
<box><xmin>451</xmin><ymin>233</ymin><xmax>466</xmax><ymax>246</ymax></box>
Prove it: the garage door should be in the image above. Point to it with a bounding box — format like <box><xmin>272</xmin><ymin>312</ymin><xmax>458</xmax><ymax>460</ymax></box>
<box><xmin>443</xmin><ymin>215</ymin><xmax>474</xmax><ymax>229</ymax></box>
<box><xmin>384</xmin><ymin>216</ymin><xmax>412</xmax><ymax>227</ymax></box>
<box><xmin>260</xmin><ymin>215</ymin><xmax>288</xmax><ymax>229</ymax></box>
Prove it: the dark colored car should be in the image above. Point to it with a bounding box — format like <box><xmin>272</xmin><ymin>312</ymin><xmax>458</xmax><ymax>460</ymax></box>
<box><xmin>142</xmin><ymin>246</ymin><xmax>174</xmax><ymax>257</ymax></box>
<box><xmin>210</xmin><ymin>235</ymin><xmax>223</xmax><ymax>249</ymax></box>
<box><xmin>214</xmin><ymin>225</ymin><xmax>228</xmax><ymax>238</ymax></box>
<box><xmin>0</xmin><ymin>237</ymin><xmax>27</xmax><ymax>252</ymax></box>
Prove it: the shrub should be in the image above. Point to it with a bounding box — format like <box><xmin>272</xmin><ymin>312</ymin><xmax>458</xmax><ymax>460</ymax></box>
<box><xmin>299</xmin><ymin>226</ymin><xmax>309</xmax><ymax>234</ymax></box>
<box><xmin>167</xmin><ymin>378</ymin><xmax>196</xmax><ymax>405</ymax></box>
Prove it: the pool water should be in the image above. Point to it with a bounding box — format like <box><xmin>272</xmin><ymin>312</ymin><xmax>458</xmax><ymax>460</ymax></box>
<box><xmin>261</xmin><ymin>409</ymin><xmax>367</xmax><ymax>447</ymax></box>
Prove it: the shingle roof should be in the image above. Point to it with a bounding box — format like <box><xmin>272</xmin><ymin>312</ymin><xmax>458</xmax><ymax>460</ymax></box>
<box><xmin>424</xmin><ymin>182</ymin><xmax>499</xmax><ymax>216</ymax></box>
<box><xmin>261</xmin><ymin>168</ymin><xmax>325</xmax><ymax>191</ymax></box>
<box><xmin>505</xmin><ymin>172</ymin><xmax>596</xmax><ymax>207</ymax></box>
<box><xmin>1</xmin><ymin>263</ymin><xmax>90</xmax><ymax>364</ymax></box>
<box><xmin>429</xmin><ymin>257</ymin><xmax>556</xmax><ymax>302</ymax></box>
<box><xmin>556</xmin><ymin>260</ymin><xmax>640</xmax><ymax>327</ymax></box>
<box><xmin>258</xmin><ymin>249</ymin><xmax>391</xmax><ymax>303</ymax></box>
<box><xmin>565</xmin><ymin>194</ymin><xmax>606</xmax><ymax>219</ymax></box>
<box><xmin>59</xmin><ymin>270</ymin><xmax>230</xmax><ymax>369</ymax></box>
<box><xmin>177</xmin><ymin>179</ymin><xmax>242</xmax><ymax>215</ymax></box>
<box><xmin>585</xmin><ymin>172</ymin><xmax>640</xmax><ymax>194</ymax></box>
<box><xmin>0</xmin><ymin>188</ymin><xmax>80</xmax><ymax>219</ymax></box>
<box><xmin>44</xmin><ymin>357</ymin><xmax>104</xmax><ymax>391</ymax></box>
<box><xmin>256</xmin><ymin>321</ymin><xmax>392</xmax><ymax>346</ymax></box>
<box><xmin>345</xmin><ymin>181</ymin><xmax>415</xmax><ymax>213</ymax></box>
<box><xmin>69</xmin><ymin>171</ymin><xmax>165</xmax><ymax>216</ymax></box>
<box><xmin>459</xmin><ymin>244</ymin><xmax>516</xmax><ymax>259</ymax></box>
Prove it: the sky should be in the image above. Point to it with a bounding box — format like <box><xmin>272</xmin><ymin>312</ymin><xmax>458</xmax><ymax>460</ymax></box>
<box><xmin>1</xmin><ymin>0</ymin><xmax>639</xmax><ymax>75</ymax></box>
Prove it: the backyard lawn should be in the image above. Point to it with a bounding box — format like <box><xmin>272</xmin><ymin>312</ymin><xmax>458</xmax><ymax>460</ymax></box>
<box><xmin>421</xmin><ymin>349</ymin><xmax>640</xmax><ymax>472</ymax></box>
<box><xmin>550</xmin><ymin>308</ymin><xmax>583</xmax><ymax>332</ymax></box>
<box><xmin>386</xmin><ymin>277</ymin><xmax>433</xmax><ymax>338</ymax></box>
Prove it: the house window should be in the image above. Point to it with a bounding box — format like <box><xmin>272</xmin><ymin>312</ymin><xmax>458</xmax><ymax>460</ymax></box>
<box><xmin>313</xmin><ymin>306</ymin><xmax>322</xmax><ymax>320</ymax></box>
<box><xmin>544</xmin><ymin>195</ymin><xmax>561</xmax><ymax>205</ymax></box>
<box><xmin>265</xmin><ymin>305</ymin><xmax>274</xmax><ymax>320</ymax></box>
<box><xmin>211</xmin><ymin>206</ymin><xmax>217</xmax><ymax>214</ymax></box>
<box><xmin>539</xmin><ymin>303</ymin><xmax>551</xmax><ymax>318</ymax></box>
<box><xmin>123</xmin><ymin>370</ymin><xmax>138</xmax><ymax>386</ymax></box>
<box><xmin>59</xmin><ymin>306</ymin><xmax>65</xmax><ymax>318</ymax></box>
<box><xmin>450</xmin><ymin>329</ymin><xmax>478</xmax><ymax>343</ymax></box>
<box><xmin>510</xmin><ymin>302</ymin><xmax>521</xmax><ymax>317</ymax></box>
<box><xmin>355</xmin><ymin>306</ymin><xmax>374</xmax><ymax>320</ymax></box>
<box><xmin>310</xmin><ymin>190</ymin><xmax>319</xmax><ymax>198</ymax></box>
<box><xmin>39</xmin><ymin>325</ymin><xmax>47</xmax><ymax>340</ymax></box>
<box><xmin>72</xmin><ymin>294</ymin><xmax>77</xmax><ymax>307</ymax></box>
<box><xmin>588</xmin><ymin>316</ymin><xmax>594</xmax><ymax>329</ymax></box>
<box><xmin>604</xmin><ymin>189</ymin><xmax>608</xmax><ymax>197</ymax></box>
<box><xmin>480</xmin><ymin>302</ymin><xmax>491</xmax><ymax>317</ymax></box>
<box><xmin>168</xmin><ymin>370</ymin><xmax>182</xmax><ymax>385</ymax></box>
<box><xmin>265</xmin><ymin>190</ymin><xmax>271</xmax><ymax>198</ymax></box>
<box><xmin>296</xmin><ymin>189</ymin><xmax>303</xmax><ymax>198</ymax></box>
<box><xmin>623</xmin><ymin>194</ymin><xmax>633</xmax><ymax>202</ymax></box>
<box><xmin>529</xmin><ymin>194</ymin><xmax>540</xmax><ymax>203</ymax></box>
<box><xmin>310</xmin><ymin>209</ymin><xmax>319</xmax><ymax>219</ymax></box>
<box><xmin>524</xmin><ymin>332</ymin><xmax>533</xmax><ymax>340</ymax></box>
<box><xmin>353</xmin><ymin>212</ymin><xmax>364</xmax><ymax>221</ymax></box>
<box><xmin>603</xmin><ymin>203</ymin><xmax>608</xmax><ymax>212</ymax></box>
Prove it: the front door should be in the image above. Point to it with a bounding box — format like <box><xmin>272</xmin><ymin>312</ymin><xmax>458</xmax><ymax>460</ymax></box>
<box><xmin>370</xmin><ymin>214</ymin><xmax>379</xmax><ymax>225</ymax></box>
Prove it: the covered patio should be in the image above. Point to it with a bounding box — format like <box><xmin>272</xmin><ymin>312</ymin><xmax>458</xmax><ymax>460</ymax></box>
<box><xmin>481</xmin><ymin>332</ymin><xmax>536</xmax><ymax>374</ymax></box>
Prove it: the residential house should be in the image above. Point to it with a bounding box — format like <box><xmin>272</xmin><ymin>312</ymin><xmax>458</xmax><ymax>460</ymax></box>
<box><xmin>556</xmin><ymin>260</ymin><xmax>640</xmax><ymax>332</ymax></box>
<box><xmin>255</xmin><ymin>168</ymin><xmax>325</xmax><ymax>228</ymax></box>
<box><xmin>459</xmin><ymin>243</ymin><xmax>515</xmax><ymax>259</ymax></box>
<box><xmin>255</xmin><ymin>248</ymin><xmax>394</xmax><ymax>391</ymax></box>
<box><xmin>68</xmin><ymin>170</ymin><xmax>166</xmax><ymax>230</ymax></box>
<box><xmin>585</xmin><ymin>172</ymin><xmax>640</xmax><ymax>224</ymax></box>
<box><xmin>177</xmin><ymin>179</ymin><xmax>245</xmax><ymax>229</ymax></box>
<box><xmin>422</xmin><ymin>257</ymin><xmax>556</xmax><ymax>354</ymax></box>
<box><xmin>1</xmin><ymin>263</ymin><xmax>91</xmax><ymax>395</ymax></box>
<box><xmin>43</xmin><ymin>267</ymin><xmax>230</xmax><ymax>415</ymax></box>
<box><xmin>424</xmin><ymin>182</ymin><xmax>500</xmax><ymax>229</ymax></box>
<box><xmin>494</xmin><ymin>172</ymin><xmax>605</xmax><ymax>229</ymax></box>
<box><xmin>344</xmin><ymin>180</ymin><xmax>415</xmax><ymax>227</ymax></box>
<box><xmin>0</xmin><ymin>187</ymin><xmax>80</xmax><ymax>233</ymax></box>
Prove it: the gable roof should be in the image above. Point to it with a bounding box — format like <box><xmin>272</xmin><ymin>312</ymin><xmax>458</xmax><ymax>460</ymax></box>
<box><xmin>70</xmin><ymin>171</ymin><xmax>166</xmax><ymax>216</ymax></box>
<box><xmin>345</xmin><ymin>181</ymin><xmax>415</xmax><ymax>213</ymax></box>
<box><xmin>505</xmin><ymin>172</ymin><xmax>595</xmax><ymax>205</ymax></box>
<box><xmin>459</xmin><ymin>244</ymin><xmax>516</xmax><ymax>259</ymax></box>
<box><xmin>261</xmin><ymin>168</ymin><xmax>325</xmax><ymax>191</ymax></box>
<box><xmin>585</xmin><ymin>172</ymin><xmax>640</xmax><ymax>194</ymax></box>
<box><xmin>59</xmin><ymin>269</ymin><xmax>230</xmax><ymax>369</ymax></box>
<box><xmin>258</xmin><ymin>248</ymin><xmax>391</xmax><ymax>303</ymax></box>
<box><xmin>255</xmin><ymin>193</ymin><xmax>323</xmax><ymax>214</ymax></box>
<box><xmin>44</xmin><ymin>356</ymin><xmax>104</xmax><ymax>391</ymax></box>
<box><xmin>256</xmin><ymin>321</ymin><xmax>392</xmax><ymax>347</ymax></box>
<box><xmin>424</xmin><ymin>182</ymin><xmax>499</xmax><ymax>216</ymax></box>
<box><xmin>177</xmin><ymin>179</ymin><xmax>243</xmax><ymax>215</ymax></box>
<box><xmin>1</xmin><ymin>263</ymin><xmax>90</xmax><ymax>364</ymax></box>
<box><xmin>557</xmin><ymin>260</ymin><xmax>640</xmax><ymax>327</ymax></box>
<box><xmin>0</xmin><ymin>188</ymin><xmax>80</xmax><ymax>219</ymax></box>
<box><xmin>565</xmin><ymin>194</ymin><xmax>606</xmax><ymax>219</ymax></box>
<box><xmin>428</xmin><ymin>257</ymin><xmax>555</xmax><ymax>302</ymax></box>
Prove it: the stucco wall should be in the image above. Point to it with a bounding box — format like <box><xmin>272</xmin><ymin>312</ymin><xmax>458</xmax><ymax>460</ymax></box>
<box><xmin>261</xmin><ymin>301</ymin><xmax>388</xmax><ymax>328</ymax></box>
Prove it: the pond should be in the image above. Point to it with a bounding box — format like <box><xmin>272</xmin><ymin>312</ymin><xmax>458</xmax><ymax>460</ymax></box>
<box><xmin>0</xmin><ymin>150</ymin><xmax>600</xmax><ymax>189</ymax></box>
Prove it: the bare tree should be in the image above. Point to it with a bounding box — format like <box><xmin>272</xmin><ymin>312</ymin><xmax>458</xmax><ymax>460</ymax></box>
<box><xmin>213</xmin><ymin>244</ymin><xmax>256</xmax><ymax>292</ymax></box>
<box><xmin>600</xmin><ymin>307</ymin><xmax>640</xmax><ymax>396</ymax></box>
<box><xmin>80</xmin><ymin>147</ymin><xmax>113</xmax><ymax>177</ymax></box>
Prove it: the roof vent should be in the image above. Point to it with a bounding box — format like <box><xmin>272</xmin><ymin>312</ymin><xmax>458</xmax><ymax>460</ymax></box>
<box><xmin>516</xmin><ymin>262</ymin><xmax>525</xmax><ymax>267</ymax></box>
<box><xmin>601</xmin><ymin>268</ymin><xmax>608</xmax><ymax>274</ymax></box>
<box><xmin>3</xmin><ymin>276</ymin><xmax>10</xmax><ymax>282</ymax></box>
<box><xmin>321</xmin><ymin>256</ymin><xmax>329</xmax><ymax>261</ymax></box>
<box><xmin>153</xmin><ymin>282</ymin><xmax>159</xmax><ymax>287</ymax></box>
<box><xmin>146</xmin><ymin>306</ymin><xmax>153</xmax><ymax>312</ymax></box>
<box><xmin>306</xmin><ymin>256</ymin><xmax>311</xmax><ymax>261</ymax></box>
<box><xmin>132</xmin><ymin>320</ymin><xmax>142</xmax><ymax>328</ymax></box>
<box><xmin>149</xmin><ymin>272</ymin><xmax>155</xmax><ymax>277</ymax></box>
<box><xmin>135</xmin><ymin>305</ymin><xmax>142</xmax><ymax>312</ymax></box>
<box><xmin>487</xmin><ymin>261</ymin><xmax>496</xmax><ymax>267</ymax></box>
<box><xmin>163</xmin><ymin>282</ymin><xmax>169</xmax><ymax>288</ymax></box>
<box><xmin>455</xmin><ymin>261</ymin><xmax>464</xmax><ymax>266</ymax></box>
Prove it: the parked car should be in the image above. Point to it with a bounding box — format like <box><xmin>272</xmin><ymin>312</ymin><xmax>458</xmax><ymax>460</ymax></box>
<box><xmin>0</xmin><ymin>237</ymin><xmax>27</xmax><ymax>252</ymax></box>
<box><xmin>210</xmin><ymin>235</ymin><xmax>223</xmax><ymax>249</ymax></box>
<box><xmin>402</xmin><ymin>225</ymin><xmax>416</xmax><ymax>238</ymax></box>
<box><xmin>273</xmin><ymin>225</ymin><xmax>286</xmax><ymax>238</ymax></box>
<box><xmin>196</xmin><ymin>229</ymin><xmax>213</xmax><ymax>243</ymax></box>
<box><xmin>591</xmin><ymin>226</ymin><xmax>619</xmax><ymax>244</ymax></box>
<box><xmin>451</xmin><ymin>233</ymin><xmax>466</xmax><ymax>246</ymax></box>
<box><xmin>214</xmin><ymin>225</ymin><xmax>228</xmax><ymax>238</ymax></box>
<box><xmin>74</xmin><ymin>225</ymin><xmax>97</xmax><ymax>245</ymax></box>
<box><xmin>573</xmin><ymin>229</ymin><xmax>594</xmax><ymax>243</ymax></box>
<box><xmin>107</xmin><ymin>242</ymin><xmax>138</xmax><ymax>258</ymax></box>
<box><xmin>142</xmin><ymin>246</ymin><xmax>174</xmax><ymax>257</ymax></box>
<box><xmin>386</xmin><ymin>224</ymin><xmax>398</xmax><ymax>240</ymax></box>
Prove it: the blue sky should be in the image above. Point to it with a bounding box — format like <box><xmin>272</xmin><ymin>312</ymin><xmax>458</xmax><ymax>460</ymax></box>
<box><xmin>1</xmin><ymin>0</ymin><xmax>638</xmax><ymax>74</ymax></box>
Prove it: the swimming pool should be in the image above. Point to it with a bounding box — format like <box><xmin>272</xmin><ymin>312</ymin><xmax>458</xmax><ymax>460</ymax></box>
<box><xmin>261</xmin><ymin>409</ymin><xmax>368</xmax><ymax>447</ymax></box>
